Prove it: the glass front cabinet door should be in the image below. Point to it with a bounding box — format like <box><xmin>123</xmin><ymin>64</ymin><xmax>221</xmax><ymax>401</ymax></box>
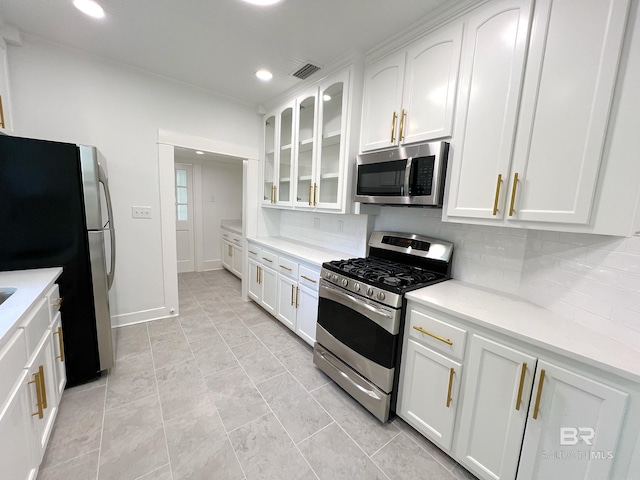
<box><xmin>278</xmin><ymin>103</ymin><xmax>294</xmax><ymax>206</ymax></box>
<box><xmin>294</xmin><ymin>89</ymin><xmax>318</xmax><ymax>207</ymax></box>
<box><xmin>316</xmin><ymin>71</ymin><xmax>348</xmax><ymax>209</ymax></box>
<box><xmin>263</xmin><ymin>112</ymin><xmax>277</xmax><ymax>205</ymax></box>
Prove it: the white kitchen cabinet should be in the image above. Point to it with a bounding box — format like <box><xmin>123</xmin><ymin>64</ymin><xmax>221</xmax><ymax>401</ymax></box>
<box><xmin>360</xmin><ymin>23</ymin><xmax>462</xmax><ymax>152</ymax></box>
<box><xmin>508</xmin><ymin>0</ymin><xmax>630</xmax><ymax>225</ymax></box>
<box><xmin>50</xmin><ymin>312</ymin><xmax>66</xmax><ymax>401</ymax></box>
<box><xmin>263</xmin><ymin>101</ymin><xmax>295</xmax><ymax>207</ymax></box>
<box><xmin>0</xmin><ymin>38</ymin><xmax>13</xmax><ymax>135</ymax></box>
<box><xmin>221</xmin><ymin>228</ymin><xmax>243</xmax><ymax>279</ymax></box>
<box><xmin>293</xmin><ymin>88</ymin><xmax>318</xmax><ymax>208</ymax></box>
<box><xmin>455</xmin><ymin>334</ymin><xmax>537</xmax><ymax>480</ymax></box>
<box><xmin>277</xmin><ymin>275</ymin><xmax>297</xmax><ymax>331</ymax></box>
<box><xmin>247</xmin><ymin>246</ymin><xmax>278</xmax><ymax>316</ymax></box>
<box><xmin>445</xmin><ymin>0</ymin><xmax>630</xmax><ymax>230</ymax></box>
<box><xmin>360</xmin><ymin>51</ymin><xmax>406</xmax><ymax>152</ymax></box>
<box><xmin>398</xmin><ymin>338</ymin><xmax>462</xmax><ymax>451</ymax></box>
<box><xmin>0</xmin><ymin>368</ymin><xmax>37</xmax><ymax>480</ymax></box>
<box><xmin>222</xmin><ymin>240</ymin><xmax>233</xmax><ymax>271</ymax></box>
<box><xmin>295</xmin><ymin>283</ymin><xmax>318</xmax><ymax>347</ymax></box>
<box><xmin>248</xmin><ymin>257</ymin><xmax>261</xmax><ymax>303</ymax></box>
<box><xmin>231</xmin><ymin>245</ymin><xmax>242</xmax><ymax>278</ymax></box>
<box><xmin>445</xmin><ymin>0</ymin><xmax>533</xmax><ymax>220</ymax></box>
<box><xmin>517</xmin><ymin>360</ymin><xmax>628</xmax><ymax>480</ymax></box>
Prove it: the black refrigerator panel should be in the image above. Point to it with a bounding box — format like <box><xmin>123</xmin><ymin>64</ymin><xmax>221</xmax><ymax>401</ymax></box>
<box><xmin>0</xmin><ymin>135</ymin><xmax>101</xmax><ymax>386</ymax></box>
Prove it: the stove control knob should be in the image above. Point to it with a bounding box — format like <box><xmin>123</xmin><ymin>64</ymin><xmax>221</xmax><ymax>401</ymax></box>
<box><xmin>366</xmin><ymin>287</ymin><xmax>374</xmax><ymax>297</ymax></box>
<box><xmin>353</xmin><ymin>283</ymin><xmax>361</xmax><ymax>292</ymax></box>
<box><xmin>341</xmin><ymin>279</ymin><xmax>348</xmax><ymax>287</ymax></box>
<box><xmin>325</xmin><ymin>272</ymin><xmax>332</xmax><ymax>279</ymax></box>
<box><xmin>377</xmin><ymin>292</ymin><xmax>386</xmax><ymax>301</ymax></box>
<box><xmin>332</xmin><ymin>275</ymin><xmax>338</xmax><ymax>282</ymax></box>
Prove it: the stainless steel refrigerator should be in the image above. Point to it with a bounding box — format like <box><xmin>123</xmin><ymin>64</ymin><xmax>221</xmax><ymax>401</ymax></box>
<box><xmin>0</xmin><ymin>135</ymin><xmax>116</xmax><ymax>386</ymax></box>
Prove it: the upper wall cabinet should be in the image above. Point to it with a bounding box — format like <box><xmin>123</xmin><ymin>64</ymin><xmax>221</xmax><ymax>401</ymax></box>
<box><xmin>445</xmin><ymin>0</ymin><xmax>631</xmax><ymax>231</ymax></box>
<box><xmin>445</xmin><ymin>0</ymin><xmax>533</xmax><ymax>220</ymax></box>
<box><xmin>0</xmin><ymin>39</ymin><xmax>13</xmax><ymax>135</ymax></box>
<box><xmin>263</xmin><ymin>66</ymin><xmax>358</xmax><ymax>213</ymax></box>
<box><xmin>262</xmin><ymin>101</ymin><xmax>295</xmax><ymax>207</ymax></box>
<box><xmin>360</xmin><ymin>23</ymin><xmax>463</xmax><ymax>152</ymax></box>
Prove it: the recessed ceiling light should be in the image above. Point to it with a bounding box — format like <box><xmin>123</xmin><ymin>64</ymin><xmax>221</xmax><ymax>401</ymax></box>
<box><xmin>73</xmin><ymin>0</ymin><xmax>105</xmax><ymax>19</ymax></box>
<box><xmin>195</xmin><ymin>151</ymin><xmax>204</xmax><ymax>155</ymax></box>
<box><xmin>242</xmin><ymin>0</ymin><xmax>284</xmax><ymax>6</ymax></box>
<box><xmin>323</xmin><ymin>94</ymin><xmax>332</xmax><ymax>101</ymax></box>
<box><xmin>256</xmin><ymin>69</ymin><xmax>273</xmax><ymax>81</ymax></box>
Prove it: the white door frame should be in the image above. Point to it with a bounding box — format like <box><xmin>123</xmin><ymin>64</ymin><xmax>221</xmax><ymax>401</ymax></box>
<box><xmin>158</xmin><ymin>129</ymin><xmax>259</xmax><ymax>317</ymax></box>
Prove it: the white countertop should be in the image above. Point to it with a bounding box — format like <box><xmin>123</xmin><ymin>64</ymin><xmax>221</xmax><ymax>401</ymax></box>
<box><xmin>220</xmin><ymin>219</ymin><xmax>242</xmax><ymax>236</ymax></box>
<box><xmin>247</xmin><ymin>236</ymin><xmax>353</xmax><ymax>267</ymax></box>
<box><xmin>406</xmin><ymin>280</ymin><xmax>640</xmax><ymax>383</ymax></box>
<box><xmin>0</xmin><ymin>268</ymin><xmax>62</xmax><ymax>348</ymax></box>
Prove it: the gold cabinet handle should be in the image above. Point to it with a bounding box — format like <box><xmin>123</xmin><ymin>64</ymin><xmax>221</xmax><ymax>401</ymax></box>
<box><xmin>532</xmin><ymin>368</ymin><xmax>546</xmax><ymax>420</ymax></box>
<box><xmin>262</xmin><ymin>257</ymin><xmax>273</xmax><ymax>263</ymax></box>
<box><xmin>446</xmin><ymin>367</ymin><xmax>455</xmax><ymax>408</ymax></box>
<box><xmin>28</xmin><ymin>371</ymin><xmax>44</xmax><ymax>419</ymax></box>
<box><xmin>412</xmin><ymin>325</ymin><xmax>453</xmax><ymax>346</ymax></box>
<box><xmin>256</xmin><ymin>265</ymin><xmax>260</xmax><ymax>284</ymax></box>
<box><xmin>0</xmin><ymin>95</ymin><xmax>5</xmax><ymax>129</ymax></box>
<box><xmin>300</xmin><ymin>275</ymin><xmax>316</xmax><ymax>284</ymax></box>
<box><xmin>515</xmin><ymin>362</ymin><xmax>527</xmax><ymax>411</ymax></box>
<box><xmin>314</xmin><ymin>183</ymin><xmax>318</xmax><ymax>206</ymax></box>
<box><xmin>249</xmin><ymin>250</ymin><xmax>257</xmax><ymax>255</ymax></box>
<box><xmin>493</xmin><ymin>174</ymin><xmax>503</xmax><ymax>216</ymax></box>
<box><xmin>39</xmin><ymin>365</ymin><xmax>47</xmax><ymax>409</ymax></box>
<box><xmin>54</xmin><ymin>327</ymin><xmax>65</xmax><ymax>362</ymax></box>
<box><xmin>509</xmin><ymin>172</ymin><xmax>519</xmax><ymax>216</ymax></box>
<box><xmin>291</xmin><ymin>284</ymin><xmax>295</xmax><ymax>306</ymax></box>
<box><xmin>273</xmin><ymin>185</ymin><xmax>277</xmax><ymax>204</ymax></box>
<box><xmin>259</xmin><ymin>266</ymin><xmax>262</xmax><ymax>285</ymax></box>
<box><xmin>390</xmin><ymin>111</ymin><xmax>398</xmax><ymax>143</ymax></box>
<box><xmin>229</xmin><ymin>245</ymin><xmax>232</xmax><ymax>257</ymax></box>
<box><xmin>279</xmin><ymin>265</ymin><xmax>292</xmax><ymax>271</ymax></box>
<box><xmin>295</xmin><ymin>286</ymin><xmax>299</xmax><ymax>308</ymax></box>
<box><xmin>308</xmin><ymin>182</ymin><xmax>313</xmax><ymax>206</ymax></box>
<box><xmin>399</xmin><ymin>109</ymin><xmax>406</xmax><ymax>142</ymax></box>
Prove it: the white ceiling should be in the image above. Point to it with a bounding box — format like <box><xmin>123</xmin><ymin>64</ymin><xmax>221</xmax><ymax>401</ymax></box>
<box><xmin>0</xmin><ymin>0</ymin><xmax>457</xmax><ymax>106</ymax></box>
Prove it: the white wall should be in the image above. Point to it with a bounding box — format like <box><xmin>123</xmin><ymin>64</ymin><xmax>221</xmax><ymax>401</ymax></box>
<box><xmin>373</xmin><ymin>207</ymin><xmax>640</xmax><ymax>348</ymax></box>
<box><xmin>200</xmin><ymin>160</ymin><xmax>243</xmax><ymax>268</ymax></box>
<box><xmin>8</xmin><ymin>36</ymin><xmax>260</xmax><ymax>325</ymax></box>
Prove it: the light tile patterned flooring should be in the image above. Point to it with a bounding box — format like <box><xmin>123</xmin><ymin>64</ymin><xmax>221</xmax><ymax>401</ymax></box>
<box><xmin>37</xmin><ymin>270</ymin><xmax>478</xmax><ymax>480</ymax></box>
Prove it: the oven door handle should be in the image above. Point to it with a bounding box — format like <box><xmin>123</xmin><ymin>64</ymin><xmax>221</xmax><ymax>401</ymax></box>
<box><xmin>319</xmin><ymin>282</ymin><xmax>400</xmax><ymax>335</ymax></box>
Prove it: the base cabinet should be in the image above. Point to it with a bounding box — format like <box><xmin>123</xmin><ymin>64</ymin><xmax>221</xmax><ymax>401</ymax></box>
<box><xmin>399</xmin><ymin>300</ymin><xmax>636</xmax><ymax>480</ymax></box>
<box><xmin>295</xmin><ymin>284</ymin><xmax>318</xmax><ymax>346</ymax></box>
<box><xmin>398</xmin><ymin>338</ymin><xmax>462</xmax><ymax>451</ymax></box>
<box><xmin>247</xmin><ymin>258</ymin><xmax>277</xmax><ymax>316</ymax></box>
<box><xmin>277</xmin><ymin>275</ymin><xmax>297</xmax><ymax>331</ymax></box>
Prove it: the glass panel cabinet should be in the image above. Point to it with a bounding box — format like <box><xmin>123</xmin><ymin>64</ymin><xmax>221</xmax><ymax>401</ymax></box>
<box><xmin>263</xmin><ymin>113</ymin><xmax>276</xmax><ymax>204</ymax></box>
<box><xmin>294</xmin><ymin>91</ymin><xmax>318</xmax><ymax>207</ymax></box>
<box><xmin>278</xmin><ymin>104</ymin><xmax>294</xmax><ymax>205</ymax></box>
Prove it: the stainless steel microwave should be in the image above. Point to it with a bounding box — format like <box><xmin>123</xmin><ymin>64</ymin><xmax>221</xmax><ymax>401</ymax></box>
<box><xmin>354</xmin><ymin>141</ymin><xmax>449</xmax><ymax>206</ymax></box>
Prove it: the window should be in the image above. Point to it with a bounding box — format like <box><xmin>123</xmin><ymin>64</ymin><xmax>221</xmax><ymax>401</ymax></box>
<box><xmin>175</xmin><ymin>168</ymin><xmax>188</xmax><ymax>221</ymax></box>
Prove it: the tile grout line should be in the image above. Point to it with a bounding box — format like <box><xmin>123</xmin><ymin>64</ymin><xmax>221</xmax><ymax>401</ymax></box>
<box><xmin>394</xmin><ymin>419</ymin><xmax>461</xmax><ymax>474</ymax></box>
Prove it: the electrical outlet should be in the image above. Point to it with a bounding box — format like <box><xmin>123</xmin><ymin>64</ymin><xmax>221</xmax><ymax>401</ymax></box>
<box><xmin>132</xmin><ymin>206</ymin><xmax>152</xmax><ymax>219</ymax></box>
<box><xmin>313</xmin><ymin>217</ymin><xmax>321</xmax><ymax>229</ymax></box>
<box><xmin>338</xmin><ymin>220</ymin><xmax>344</xmax><ymax>233</ymax></box>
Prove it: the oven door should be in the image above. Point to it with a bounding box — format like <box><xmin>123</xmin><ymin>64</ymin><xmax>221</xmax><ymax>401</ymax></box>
<box><xmin>316</xmin><ymin>280</ymin><xmax>401</xmax><ymax>392</ymax></box>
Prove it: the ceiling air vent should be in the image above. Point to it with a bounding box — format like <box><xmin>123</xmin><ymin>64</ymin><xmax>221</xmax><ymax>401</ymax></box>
<box><xmin>292</xmin><ymin>63</ymin><xmax>321</xmax><ymax>80</ymax></box>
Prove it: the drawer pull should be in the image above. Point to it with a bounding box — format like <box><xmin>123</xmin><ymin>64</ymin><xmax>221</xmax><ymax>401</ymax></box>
<box><xmin>262</xmin><ymin>257</ymin><xmax>273</xmax><ymax>263</ymax></box>
<box><xmin>279</xmin><ymin>265</ymin><xmax>292</xmax><ymax>271</ymax></box>
<box><xmin>249</xmin><ymin>250</ymin><xmax>257</xmax><ymax>255</ymax></box>
<box><xmin>532</xmin><ymin>369</ymin><xmax>546</xmax><ymax>420</ymax></box>
<box><xmin>296</xmin><ymin>286</ymin><xmax>299</xmax><ymax>308</ymax></box>
<box><xmin>446</xmin><ymin>367</ymin><xmax>455</xmax><ymax>408</ymax></box>
<box><xmin>28</xmin><ymin>371</ymin><xmax>44</xmax><ymax>419</ymax></box>
<box><xmin>412</xmin><ymin>325</ymin><xmax>453</xmax><ymax>346</ymax></box>
<box><xmin>38</xmin><ymin>365</ymin><xmax>47</xmax><ymax>409</ymax></box>
<box><xmin>515</xmin><ymin>362</ymin><xmax>527</xmax><ymax>411</ymax></box>
<box><xmin>291</xmin><ymin>284</ymin><xmax>295</xmax><ymax>306</ymax></box>
<box><xmin>53</xmin><ymin>297</ymin><xmax>63</xmax><ymax>308</ymax></box>
<box><xmin>54</xmin><ymin>326</ymin><xmax>65</xmax><ymax>362</ymax></box>
<box><xmin>300</xmin><ymin>275</ymin><xmax>317</xmax><ymax>284</ymax></box>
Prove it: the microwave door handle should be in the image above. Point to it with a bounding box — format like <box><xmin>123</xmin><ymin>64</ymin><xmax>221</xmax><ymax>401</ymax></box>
<box><xmin>404</xmin><ymin>157</ymin><xmax>412</xmax><ymax>196</ymax></box>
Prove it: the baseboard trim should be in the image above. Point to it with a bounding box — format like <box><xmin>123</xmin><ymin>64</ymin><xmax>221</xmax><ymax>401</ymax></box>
<box><xmin>112</xmin><ymin>306</ymin><xmax>177</xmax><ymax>328</ymax></box>
<box><xmin>201</xmin><ymin>259</ymin><xmax>223</xmax><ymax>271</ymax></box>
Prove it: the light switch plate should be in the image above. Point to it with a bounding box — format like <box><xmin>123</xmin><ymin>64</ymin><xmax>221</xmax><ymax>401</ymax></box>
<box><xmin>132</xmin><ymin>206</ymin><xmax>152</xmax><ymax>219</ymax></box>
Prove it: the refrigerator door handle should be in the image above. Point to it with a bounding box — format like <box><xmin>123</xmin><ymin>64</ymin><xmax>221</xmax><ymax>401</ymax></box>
<box><xmin>98</xmin><ymin>164</ymin><xmax>116</xmax><ymax>290</ymax></box>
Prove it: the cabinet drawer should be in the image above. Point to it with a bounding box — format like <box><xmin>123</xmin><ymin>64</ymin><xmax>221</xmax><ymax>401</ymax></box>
<box><xmin>298</xmin><ymin>266</ymin><xmax>320</xmax><ymax>291</ymax></box>
<box><xmin>407</xmin><ymin>307</ymin><xmax>466</xmax><ymax>360</ymax></box>
<box><xmin>260</xmin><ymin>249</ymin><xmax>278</xmax><ymax>267</ymax></box>
<box><xmin>0</xmin><ymin>329</ymin><xmax>27</xmax><ymax>406</ymax></box>
<box><xmin>247</xmin><ymin>245</ymin><xmax>261</xmax><ymax>260</ymax></box>
<box><xmin>19</xmin><ymin>298</ymin><xmax>50</xmax><ymax>359</ymax></box>
<box><xmin>46</xmin><ymin>284</ymin><xmax>60</xmax><ymax>321</ymax></box>
<box><xmin>277</xmin><ymin>255</ymin><xmax>299</xmax><ymax>279</ymax></box>
<box><xmin>230</xmin><ymin>233</ymin><xmax>242</xmax><ymax>245</ymax></box>
<box><xmin>221</xmin><ymin>231</ymin><xmax>231</xmax><ymax>241</ymax></box>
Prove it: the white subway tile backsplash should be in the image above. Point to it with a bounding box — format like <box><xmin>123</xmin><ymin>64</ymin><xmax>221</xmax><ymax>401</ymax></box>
<box><xmin>585</xmin><ymin>249</ymin><xmax>640</xmax><ymax>274</ymax></box>
<box><xmin>616</xmin><ymin>272</ymin><xmax>640</xmax><ymax>293</ymax></box>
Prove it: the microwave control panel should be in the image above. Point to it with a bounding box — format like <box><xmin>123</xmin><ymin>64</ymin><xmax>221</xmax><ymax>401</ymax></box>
<box><xmin>409</xmin><ymin>156</ymin><xmax>434</xmax><ymax>196</ymax></box>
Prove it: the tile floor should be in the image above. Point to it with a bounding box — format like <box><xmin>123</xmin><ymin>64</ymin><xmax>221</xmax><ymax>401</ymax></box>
<box><xmin>37</xmin><ymin>270</ymin><xmax>478</xmax><ymax>480</ymax></box>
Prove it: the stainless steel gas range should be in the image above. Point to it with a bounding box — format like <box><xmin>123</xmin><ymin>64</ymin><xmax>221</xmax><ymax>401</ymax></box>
<box><xmin>313</xmin><ymin>231</ymin><xmax>454</xmax><ymax>422</ymax></box>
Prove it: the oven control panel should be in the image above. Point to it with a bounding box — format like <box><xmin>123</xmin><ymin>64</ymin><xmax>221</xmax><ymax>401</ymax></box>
<box><xmin>321</xmin><ymin>268</ymin><xmax>402</xmax><ymax>309</ymax></box>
